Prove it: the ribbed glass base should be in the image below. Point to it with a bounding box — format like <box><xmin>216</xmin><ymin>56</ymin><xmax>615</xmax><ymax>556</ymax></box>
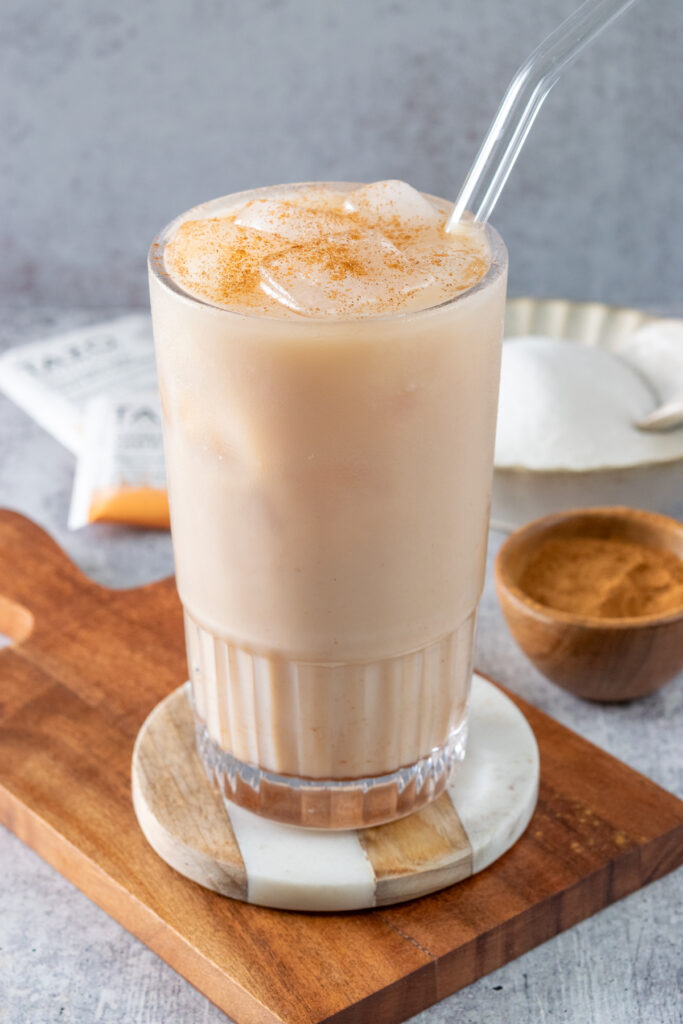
<box><xmin>193</xmin><ymin>704</ymin><xmax>468</xmax><ymax>829</ymax></box>
<box><xmin>184</xmin><ymin>610</ymin><xmax>475</xmax><ymax>778</ymax></box>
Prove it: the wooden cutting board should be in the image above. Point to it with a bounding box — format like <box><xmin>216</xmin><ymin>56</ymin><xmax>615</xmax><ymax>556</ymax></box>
<box><xmin>1</xmin><ymin>509</ymin><xmax>682</xmax><ymax>1024</ymax></box>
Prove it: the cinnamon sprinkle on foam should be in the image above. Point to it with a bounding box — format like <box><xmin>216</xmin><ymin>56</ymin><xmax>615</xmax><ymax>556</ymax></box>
<box><xmin>164</xmin><ymin>182</ymin><xmax>490</xmax><ymax>318</ymax></box>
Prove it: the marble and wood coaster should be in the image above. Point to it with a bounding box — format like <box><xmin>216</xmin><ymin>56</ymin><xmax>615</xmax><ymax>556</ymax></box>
<box><xmin>132</xmin><ymin>674</ymin><xmax>540</xmax><ymax>911</ymax></box>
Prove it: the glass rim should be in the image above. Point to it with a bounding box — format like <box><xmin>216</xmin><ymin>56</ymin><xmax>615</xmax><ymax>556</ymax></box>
<box><xmin>148</xmin><ymin>181</ymin><xmax>508</xmax><ymax>326</ymax></box>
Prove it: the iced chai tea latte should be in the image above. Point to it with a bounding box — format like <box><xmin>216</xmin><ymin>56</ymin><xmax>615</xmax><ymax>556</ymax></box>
<box><xmin>149</xmin><ymin>181</ymin><xmax>507</xmax><ymax>828</ymax></box>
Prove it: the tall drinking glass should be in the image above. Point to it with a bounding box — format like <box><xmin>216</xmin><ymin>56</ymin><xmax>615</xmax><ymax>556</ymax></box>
<box><xmin>149</xmin><ymin>183</ymin><xmax>507</xmax><ymax>829</ymax></box>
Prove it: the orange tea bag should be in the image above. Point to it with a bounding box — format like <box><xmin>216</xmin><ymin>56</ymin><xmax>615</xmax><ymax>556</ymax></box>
<box><xmin>69</xmin><ymin>393</ymin><xmax>169</xmax><ymax>530</ymax></box>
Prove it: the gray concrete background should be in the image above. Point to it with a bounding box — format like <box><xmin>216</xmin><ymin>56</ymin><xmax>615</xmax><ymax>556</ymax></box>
<box><xmin>1</xmin><ymin>305</ymin><xmax>682</xmax><ymax>1024</ymax></box>
<box><xmin>2</xmin><ymin>0</ymin><xmax>682</xmax><ymax>310</ymax></box>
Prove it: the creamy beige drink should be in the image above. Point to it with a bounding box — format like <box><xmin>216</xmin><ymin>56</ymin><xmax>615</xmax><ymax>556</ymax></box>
<box><xmin>149</xmin><ymin>181</ymin><xmax>507</xmax><ymax>828</ymax></box>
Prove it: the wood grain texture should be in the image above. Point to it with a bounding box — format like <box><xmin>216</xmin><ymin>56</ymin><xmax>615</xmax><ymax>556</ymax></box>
<box><xmin>359</xmin><ymin>791</ymin><xmax>472</xmax><ymax>906</ymax></box>
<box><xmin>1</xmin><ymin>509</ymin><xmax>682</xmax><ymax>1024</ymax></box>
<box><xmin>496</xmin><ymin>507</ymin><xmax>683</xmax><ymax>702</ymax></box>
<box><xmin>132</xmin><ymin>686</ymin><xmax>248</xmax><ymax>901</ymax></box>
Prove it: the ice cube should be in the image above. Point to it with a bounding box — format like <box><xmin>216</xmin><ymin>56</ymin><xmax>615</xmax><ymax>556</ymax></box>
<box><xmin>259</xmin><ymin>235</ymin><xmax>437</xmax><ymax>317</ymax></box>
<box><xmin>344</xmin><ymin>180</ymin><xmax>443</xmax><ymax>230</ymax></box>
<box><xmin>235</xmin><ymin>199</ymin><xmax>348</xmax><ymax>242</ymax></box>
<box><xmin>166</xmin><ymin>217</ymin><xmax>247</xmax><ymax>287</ymax></box>
<box><xmin>410</xmin><ymin>241</ymin><xmax>490</xmax><ymax>294</ymax></box>
<box><xmin>175</xmin><ymin>384</ymin><xmax>263</xmax><ymax>476</ymax></box>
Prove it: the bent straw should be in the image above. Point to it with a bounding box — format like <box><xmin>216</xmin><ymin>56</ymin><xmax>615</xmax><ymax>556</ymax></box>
<box><xmin>446</xmin><ymin>0</ymin><xmax>641</xmax><ymax>229</ymax></box>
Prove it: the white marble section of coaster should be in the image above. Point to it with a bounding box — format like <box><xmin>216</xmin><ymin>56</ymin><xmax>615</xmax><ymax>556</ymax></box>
<box><xmin>448</xmin><ymin>678</ymin><xmax>540</xmax><ymax>873</ymax></box>
<box><xmin>224</xmin><ymin>803</ymin><xmax>376</xmax><ymax>911</ymax></box>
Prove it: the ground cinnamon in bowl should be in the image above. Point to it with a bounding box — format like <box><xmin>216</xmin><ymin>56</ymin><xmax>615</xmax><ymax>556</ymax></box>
<box><xmin>518</xmin><ymin>535</ymin><xmax>683</xmax><ymax>619</ymax></box>
<box><xmin>495</xmin><ymin>508</ymin><xmax>683</xmax><ymax>700</ymax></box>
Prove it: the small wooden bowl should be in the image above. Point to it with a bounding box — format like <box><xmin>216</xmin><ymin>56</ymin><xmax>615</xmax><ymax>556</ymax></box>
<box><xmin>495</xmin><ymin>507</ymin><xmax>683</xmax><ymax>702</ymax></box>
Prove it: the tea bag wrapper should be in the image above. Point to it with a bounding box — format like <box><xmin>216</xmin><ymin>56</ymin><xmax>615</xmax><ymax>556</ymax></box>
<box><xmin>0</xmin><ymin>315</ymin><xmax>157</xmax><ymax>453</ymax></box>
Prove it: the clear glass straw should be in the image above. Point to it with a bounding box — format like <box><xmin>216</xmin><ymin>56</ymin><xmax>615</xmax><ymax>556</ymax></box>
<box><xmin>446</xmin><ymin>0</ymin><xmax>641</xmax><ymax>229</ymax></box>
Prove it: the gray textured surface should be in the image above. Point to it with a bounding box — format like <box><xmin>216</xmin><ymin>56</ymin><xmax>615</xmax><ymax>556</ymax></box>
<box><xmin>2</xmin><ymin>0</ymin><xmax>682</xmax><ymax>310</ymax></box>
<box><xmin>0</xmin><ymin>306</ymin><xmax>682</xmax><ymax>1023</ymax></box>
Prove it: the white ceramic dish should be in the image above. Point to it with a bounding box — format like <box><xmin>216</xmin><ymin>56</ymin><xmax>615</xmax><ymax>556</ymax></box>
<box><xmin>492</xmin><ymin>299</ymin><xmax>683</xmax><ymax>533</ymax></box>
